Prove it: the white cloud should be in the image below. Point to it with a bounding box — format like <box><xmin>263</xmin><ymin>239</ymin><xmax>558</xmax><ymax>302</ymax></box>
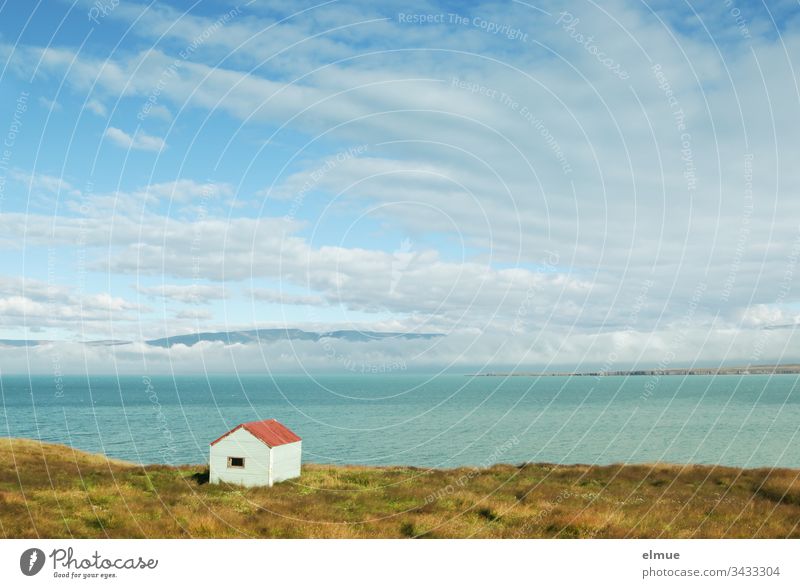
<box><xmin>173</xmin><ymin>308</ymin><xmax>213</xmax><ymax>320</ymax></box>
<box><xmin>0</xmin><ymin>277</ymin><xmax>149</xmax><ymax>332</ymax></box>
<box><xmin>85</xmin><ymin>98</ymin><xmax>107</xmax><ymax>117</ymax></box>
<box><xmin>104</xmin><ymin>126</ymin><xmax>166</xmax><ymax>151</ymax></box>
<box><xmin>137</xmin><ymin>284</ymin><xmax>229</xmax><ymax>304</ymax></box>
<box><xmin>248</xmin><ymin>288</ymin><xmax>326</xmax><ymax>307</ymax></box>
<box><xmin>38</xmin><ymin>96</ymin><xmax>61</xmax><ymax>111</ymax></box>
<box><xmin>1</xmin><ymin>325</ymin><xmax>799</xmax><ymax>375</ymax></box>
<box><xmin>1</xmin><ymin>2</ymin><xmax>799</xmax><ymax>367</ymax></box>
<box><xmin>740</xmin><ymin>305</ymin><xmax>800</xmax><ymax>329</ymax></box>
<box><xmin>145</xmin><ymin>103</ymin><xmax>172</xmax><ymax>121</ymax></box>
<box><xmin>10</xmin><ymin>169</ymin><xmax>80</xmax><ymax>197</ymax></box>
<box><xmin>134</xmin><ymin>179</ymin><xmax>233</xmax><ymax>203</ymax></box>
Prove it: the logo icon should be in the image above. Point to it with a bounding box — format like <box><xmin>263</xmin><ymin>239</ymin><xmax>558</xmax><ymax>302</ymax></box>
<box><xmin>20</xmin><ymin>548</ymin><xmax>46</xmax><ymax>576</ymax></box>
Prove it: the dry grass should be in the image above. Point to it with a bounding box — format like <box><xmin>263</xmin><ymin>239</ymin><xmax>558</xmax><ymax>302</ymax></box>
<box><xmin>2</xmin><ymin>437</ymin><xmax>799</xmax><ymax>538</ymax></box>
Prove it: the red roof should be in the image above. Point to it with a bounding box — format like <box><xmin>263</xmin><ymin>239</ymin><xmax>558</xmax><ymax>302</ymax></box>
<box><xmin>210</xmin><ymin>419</ymin><xmax>301</xmax><ymax>448</ymax></box>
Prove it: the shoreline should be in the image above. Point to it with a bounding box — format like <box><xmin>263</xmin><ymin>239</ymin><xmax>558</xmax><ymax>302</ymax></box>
<box><xmin>470</xmin><ymin>364</ymin><xmax>800</xmax><ymax>377</ymax></box>
<box><xmin>4</xmin><ymin>436</ymin><xmax>797</xmax><ymax>471</ymax></box>
<box><xmin>2</xmin><ymin>437</ymin><xmax>799</xmax><ymax>538</ymax></box>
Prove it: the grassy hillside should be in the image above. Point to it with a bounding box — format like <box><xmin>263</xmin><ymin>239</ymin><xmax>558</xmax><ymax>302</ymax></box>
<box><xmin>1</xmin><ymin>437</ymin><xmax>799</xmax><ymax>538</ymax></box>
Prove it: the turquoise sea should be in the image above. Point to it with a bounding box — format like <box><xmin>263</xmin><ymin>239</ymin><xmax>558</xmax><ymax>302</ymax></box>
<box><xmin>1</xmin><ymin>374</ymin><xmax>798</xmax><ymax>468</ymax></box>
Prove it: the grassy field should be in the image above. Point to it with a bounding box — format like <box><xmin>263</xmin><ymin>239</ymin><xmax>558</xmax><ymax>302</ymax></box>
<box><xmin>1</xmin><ymin>437</ymin><xmax>799</xmax><ymax>538</ymax></box>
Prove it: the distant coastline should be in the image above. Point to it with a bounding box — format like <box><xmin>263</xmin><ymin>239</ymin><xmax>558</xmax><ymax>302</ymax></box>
<box><xmin>471</xmin><ymin>364</ymin><xmax>800</xmax><ymax>377</ymax></box>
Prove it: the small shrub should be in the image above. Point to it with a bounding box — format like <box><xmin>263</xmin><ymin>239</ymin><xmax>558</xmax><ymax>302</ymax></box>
<box><xmin>477</xmin><ymin>507</ymin><xmax>500</xmax><ymax>522</ymax></box>
<box><xmin>191</xmin><ymin>469</ymin><xmax>210</xmax><ymax>485</ymax></box>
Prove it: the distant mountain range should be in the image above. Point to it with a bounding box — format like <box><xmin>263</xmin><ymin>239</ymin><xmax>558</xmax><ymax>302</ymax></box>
<box><xmin>0</xmin><ymin>329</ymin><xmax>443</xmax><ymax>349</ymax></box>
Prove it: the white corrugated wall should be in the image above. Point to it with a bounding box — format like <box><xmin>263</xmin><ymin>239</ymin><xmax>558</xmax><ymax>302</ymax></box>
<box><xmin>209</xmin><ymin>427</ymin><xmax>272</xmax><ymax>487</ymax></box>
<box><xmin>271</xmin><ymin>441</ymin><xmax>302</xmax><ymax>483</ymax></box>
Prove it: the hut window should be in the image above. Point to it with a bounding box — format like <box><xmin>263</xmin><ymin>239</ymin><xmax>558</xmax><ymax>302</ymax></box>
<box><xmin>228</xmin><ymin>457</ymin><xmax>245</xmax><ymax>468</ymax></box>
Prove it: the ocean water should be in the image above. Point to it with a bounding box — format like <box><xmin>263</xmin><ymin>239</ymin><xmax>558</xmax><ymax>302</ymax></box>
<box><xmin>0</xmin><ymin>373</ymin><xmax>798</xmax><ymax>468</ymax></box>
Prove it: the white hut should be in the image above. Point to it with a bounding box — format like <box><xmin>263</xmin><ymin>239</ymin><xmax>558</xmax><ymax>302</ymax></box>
<box><xmin>209</xmin><ymin>419</ymin><xmax>302</xmax><ymax>487</ymax></box>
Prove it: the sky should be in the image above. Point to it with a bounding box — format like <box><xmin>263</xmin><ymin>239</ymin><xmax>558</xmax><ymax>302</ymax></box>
<box><xmin>0</xmin><ymin>0</ymin><xmax>799</xmax><ymax>374</ymax></box>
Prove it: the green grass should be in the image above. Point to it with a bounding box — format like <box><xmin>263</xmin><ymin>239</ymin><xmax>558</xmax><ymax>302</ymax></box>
<box><xmin>1</xmin><ymin>437</ymin><xmax>799</xmax><ymax>538</ymax></box>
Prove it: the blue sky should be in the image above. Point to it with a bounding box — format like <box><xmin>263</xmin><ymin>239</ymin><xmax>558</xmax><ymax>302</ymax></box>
<box><xmin>0</xmin><ymin>0</ymin><xmax>799</xmax><ymax>373</ymax></box>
